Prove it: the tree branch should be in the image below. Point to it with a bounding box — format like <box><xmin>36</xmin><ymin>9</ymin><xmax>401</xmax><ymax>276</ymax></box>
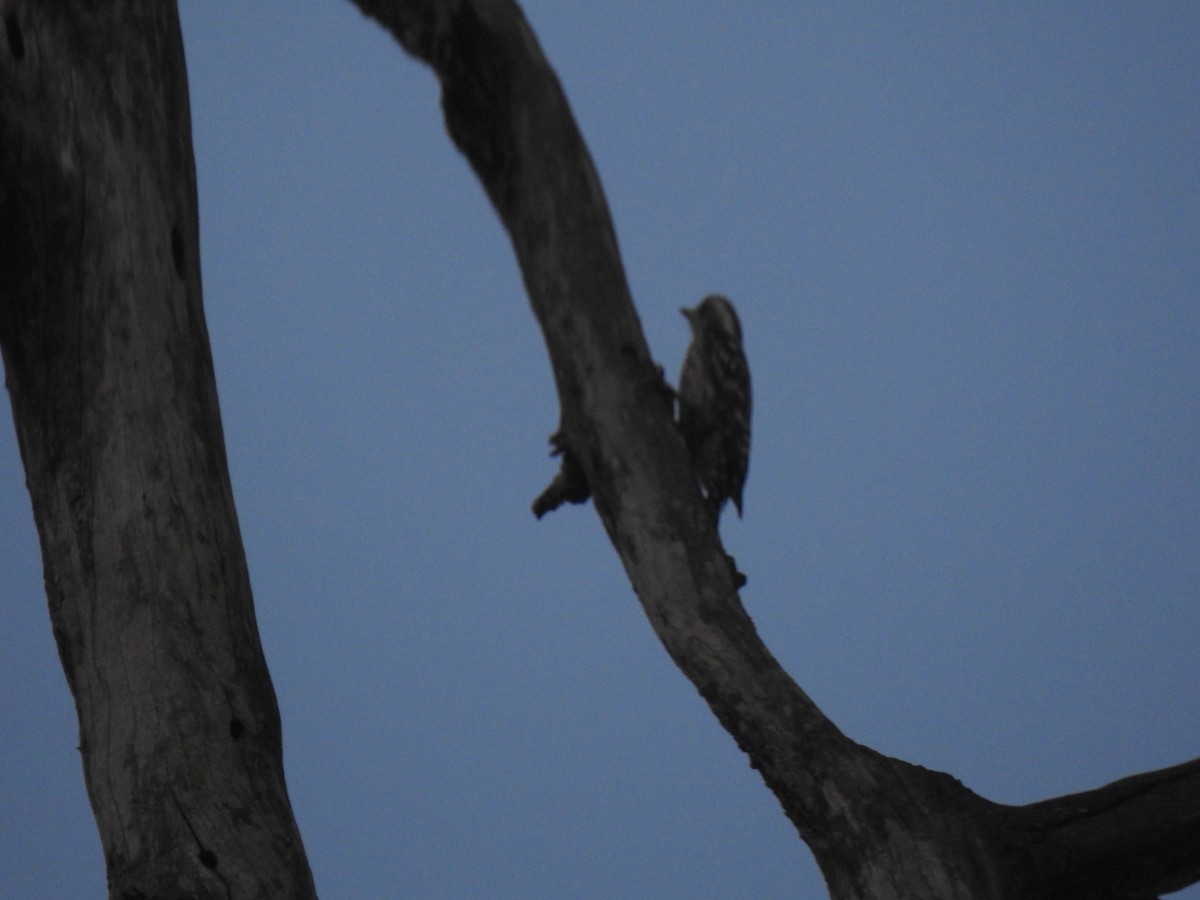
<box><xmin>350</xmin><ymin>2</ymin><xmax>1200</xmax><ymax>897</ymax></box>
<box><xmin>348</xmin><ymin>0</ymin><xmax>1010</xmax><ymax>890</ymax></box>
<box><xmin>1003</xmin><ymin>756</ymin><xmax>1200</xmax><ymax>899</ymax></box>
<box><xmin>0</xmin><ymin>4</ymin><xmax>314</xmax><ymax>896</ymax></box>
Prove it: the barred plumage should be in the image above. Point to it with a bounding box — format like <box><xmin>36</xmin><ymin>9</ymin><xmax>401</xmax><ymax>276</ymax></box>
<box><xmin>677</xmin><ymin>294</ymin><xmax>751</xmax><ymax>525</ymax></box>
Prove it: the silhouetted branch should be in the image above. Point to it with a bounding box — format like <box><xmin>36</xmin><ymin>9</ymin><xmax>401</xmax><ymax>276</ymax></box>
<box><xmin>347</xmin><ymin>2</ymin><xmax>1199</xmax><ymax>897</ymax></box>
<box><xmin>531</xmin><ymin>429</ymin><xmax>590</xmax><ymax>518</ymax></box>
<box><xmin>0</xmin><ymin>4</ymin><xmax>314</xmax><ymax>896</ymax></box>
<box><xmin>1003</xmin><ymin>755</ymin><xmax>1200</xmax><ymax>898</ymax></box>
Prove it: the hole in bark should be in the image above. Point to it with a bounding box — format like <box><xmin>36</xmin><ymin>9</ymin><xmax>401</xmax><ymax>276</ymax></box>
<box><xmin>198</xmin><ymin>849</ymin><xmax>218</xmax><ymax>869</ymax></box>
<box><xmin>229</xmin><ymin>718</ymin><xmax>245</xmax><ymax>740</ymax></box>
<box><xmin>5</xmin><ymin>14</ymin><xmax>24</xmax><ymax>61</ymax></box>
<box><xmin>171</xmin><ymin>225</ymin><xmax>186</xmax><ymax>278</ymax></box>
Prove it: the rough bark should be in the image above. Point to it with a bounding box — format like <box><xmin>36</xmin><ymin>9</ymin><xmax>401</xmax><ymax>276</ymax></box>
<box><xmin>347</xmin><ymin>2</ymin><xmax>1200</xmax><ymax>898</ymax></box>
<box><xmin>3</xmin><ymin>0</ymin><xmax>1195</xmax><ymax>896</ymax></box>
<box><xmin>0</xmin><ymin>3</ymin><xmax>315</xmax><ymax>898</ymax></box>
<box><xmin>1002</xmin><ymin>756</ymin><xmax>1200</xmax><ymax>899</ymax></box>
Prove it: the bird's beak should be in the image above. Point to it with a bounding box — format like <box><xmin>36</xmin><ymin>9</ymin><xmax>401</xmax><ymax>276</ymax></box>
<box><xmin>680</xmin><ymin>306</ymin><xmax>694</xmax><ymax>321</ymax></box>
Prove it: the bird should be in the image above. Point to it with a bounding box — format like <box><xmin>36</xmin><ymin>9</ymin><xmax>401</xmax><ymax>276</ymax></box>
<box><xmin>677</xmin><ymin>294</ymin><xmax>752</xmax><ymax>526</ymax></box>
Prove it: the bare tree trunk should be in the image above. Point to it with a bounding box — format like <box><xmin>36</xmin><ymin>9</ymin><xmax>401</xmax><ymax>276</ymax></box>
<box><xmin>3</xmin><ymin>0</ymin><xmax>1196</xmax><ymax>896</ymax></box>
<box><xmin>348</xmin><ymin>2</ymin><xmax>1200</xmax><ymax>898</ymax></box>
<box><xmin>0</xmin><ymin>4</ymin><xmax>314</xmax><ymax>897</ymax></box>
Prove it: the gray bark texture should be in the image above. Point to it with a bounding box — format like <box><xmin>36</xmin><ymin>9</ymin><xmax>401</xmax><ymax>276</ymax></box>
<box><xmin>2</xmin><ymin>0</ymin><xmax>1197</xmax><ymax>897</ymax></box>
<box><xmin>0</xmin><ymin>3</ymin><xmax>315</xmax><ymax>898</ymax></box>
<box><xmin>346</xmin><ymin>1</ymin><xmax>1200</xmax><ymax>898</ymax></box>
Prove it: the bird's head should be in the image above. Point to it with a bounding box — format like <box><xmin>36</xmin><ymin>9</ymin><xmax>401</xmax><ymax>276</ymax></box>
<box><xmin>681</xmin><ymin>294</ymin><xmax>741</xmax><ymax>341</ymax></box>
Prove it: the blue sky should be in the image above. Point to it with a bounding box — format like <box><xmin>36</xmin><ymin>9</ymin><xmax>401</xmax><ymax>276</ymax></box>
<box><xmin>2</xmin><ymin>3</ymin><xmax>1198</xmax><ymax>897</ymax></box>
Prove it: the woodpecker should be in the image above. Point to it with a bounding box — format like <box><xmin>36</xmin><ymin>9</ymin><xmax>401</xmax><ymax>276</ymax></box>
<box><xmin>677</xmin><ymin>294</ymin><xmax>751</xmax><ymax>525</ymax></box>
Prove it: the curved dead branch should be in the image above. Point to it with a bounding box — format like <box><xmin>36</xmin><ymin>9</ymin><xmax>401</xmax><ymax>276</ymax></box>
<box><xmin>345</xmin><ymin>2</ymin><xmax>1200</xmax><ymax>898</ymax></box>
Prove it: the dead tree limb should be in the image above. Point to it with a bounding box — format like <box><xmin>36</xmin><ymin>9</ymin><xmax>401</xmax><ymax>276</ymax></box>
<box><xmin>348</xmin><ymin>2</ymin><xmax>1200</xmax><ymax>897</ymax></box>
<box><xmin>0</xmin><ymin>4</ymin><xmax>315</xmax><ymax>897</ymax></box>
